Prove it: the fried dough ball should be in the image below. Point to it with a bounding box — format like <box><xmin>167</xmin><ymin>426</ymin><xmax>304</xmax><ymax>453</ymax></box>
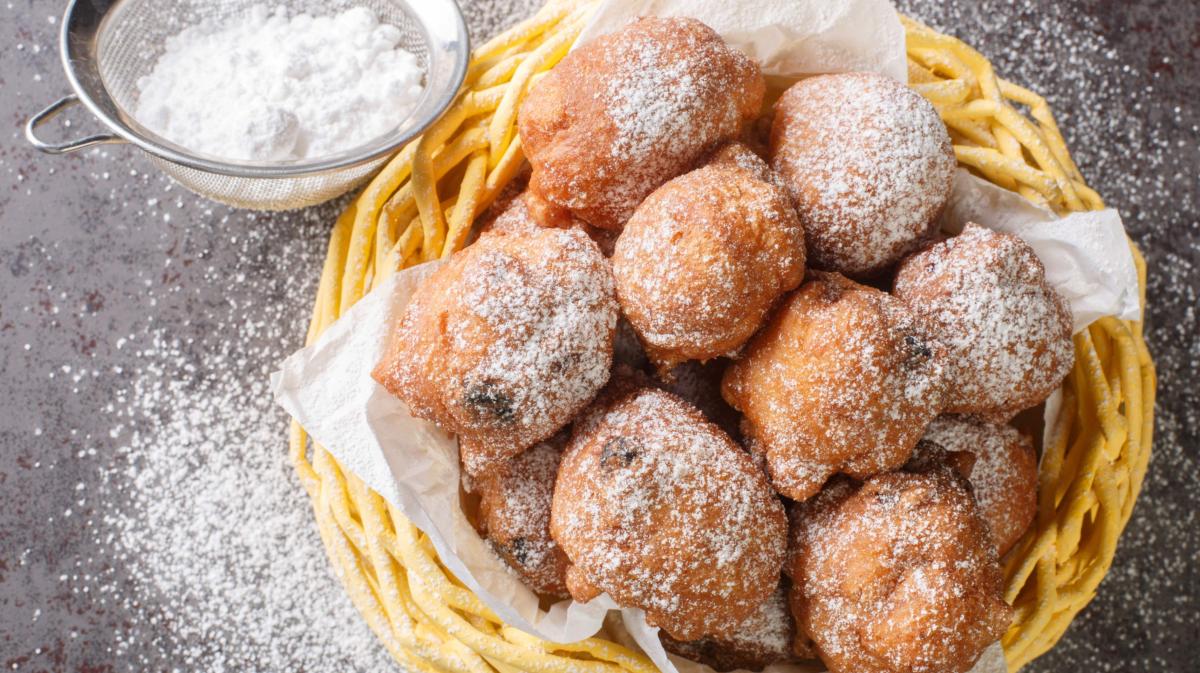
<box><xmin>613</xmin><ymin>143</ymin><xmax>805</xmax><ymax>371</ymax></box>
<box><xmin>769</xmin><ymin>72</ymin><xmax>955</xmax><ymax>277</ymax></box>
<box><xmin>473</xmin><ymin>436</ymin><xmax>571</xmax><ymax>598</ymax></box>
<box><xmin>660</xmin><ymin>583</ymin><xmax>808</xmax><ymax>672</ymax></box>
<box><xmin>787</xmin><ymin>468</ymin><xmax>1012</xmax><ymax>673</ymax></box>
<box><xmin>706</xmin><ymin>141</ymin><xmax>778</xmax><ymax>185</ymax></box>
<box><xmin>923</xmin><ymin>415</ymin><xmax>1038</xmax><ymax>555</ymax></box>
<box><xmin>722</xmin><ymin>272</ymin><xmax>946</xmax><ymax>501</ymax></box>
<box><xmin>373</xmin><ymin>228</ymin><xmax>618</xmax><ymax>476</ymax></box>
<box><xmin>472</xmin><ymin>165</ymin><xmax>531</xmax><ymax>234</ymax></box>
<box><xmin>893</xmin><ymin>223</ymin><xmax>1074</xmax><ymax>419</ymax></box>
<box><xmin>519</xmin><ymin>17</ymin><xmax>764</xmax><ymax>230</ymax></box>
<box><xmin>551</xmin><ymin>385</ymin><xmax>787</xmax><ymax>641</ymax></box>
<box><xmin>481</xmin><ymin>190</ymin><xmax>620</xmax><ymax>256</ymax></box>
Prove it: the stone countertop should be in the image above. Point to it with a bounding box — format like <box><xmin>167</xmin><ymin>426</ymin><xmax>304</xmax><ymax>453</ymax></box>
<box><xmin>0</xmin><ymin>0</ymin><xmax>1195</xmax><ymax>671</ymax></box>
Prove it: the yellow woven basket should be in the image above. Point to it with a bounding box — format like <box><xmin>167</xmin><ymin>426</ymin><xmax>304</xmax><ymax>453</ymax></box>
<box><xmin>287</xmin><ymin>3</ymin><xmax>1157</xmax><ymax>672</ymax></box>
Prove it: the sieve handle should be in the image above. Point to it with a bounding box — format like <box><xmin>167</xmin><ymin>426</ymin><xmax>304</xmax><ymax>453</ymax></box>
<box><xmin>26</xmin><ymin>94</ymin><xmax>124</xmax><ymax>154</ymax></box>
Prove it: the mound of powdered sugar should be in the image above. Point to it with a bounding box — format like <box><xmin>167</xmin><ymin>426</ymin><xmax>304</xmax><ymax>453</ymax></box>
<box><xmin>135</xmin><ymin>5</ymin><xmax>424</xmax><ymax>161</ymax></box>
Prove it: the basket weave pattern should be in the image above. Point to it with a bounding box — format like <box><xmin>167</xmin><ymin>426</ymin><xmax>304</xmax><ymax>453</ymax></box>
<box><xmin>287</xmin><ymin>4</ymin><xmax>1156</xmax><ymax>672</ymax></box>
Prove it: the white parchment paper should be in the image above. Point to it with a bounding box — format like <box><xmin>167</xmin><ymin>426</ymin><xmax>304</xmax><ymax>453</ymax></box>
<box><xmin>273</xmin><ymin>1</ymin><xmax>1141</xmax><ymax>671</ymax></box>
<box><xmin>575</xmin><ymin>0</ymin><xmax>907</xmax><ymax>82</ymax></box>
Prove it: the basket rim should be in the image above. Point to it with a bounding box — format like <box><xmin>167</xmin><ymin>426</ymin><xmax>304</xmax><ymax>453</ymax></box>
<box><xmin>287</xmin><ymin>4</ymin><xmax>1158</xmax><ymax>673</ymax></box>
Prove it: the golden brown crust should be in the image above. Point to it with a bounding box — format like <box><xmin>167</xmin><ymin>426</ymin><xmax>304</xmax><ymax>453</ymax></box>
<box><xmin>481</xmin><ymin>190</ymin><xmax>620</xmax><ymax>256</ymax></box>
<box><xmin>706</xmin><ymin>141</ymin><xmax>778</xmax><ymax>185</ymax></box>
<box><xmin>613</xmin><ymin>143</ymin><xmax>806</xmax><ymax>372</ymax></box>
<box><xmin>893</xmin><ymin>223</ymin><xmax>1074</xmax><ymax>418</ymax></box>
<box><xmin>550</xmin><ymin>385</ymin><xmax>787</xmax><ymax>641</ymax></box>
<box><xmin>722</xmin><ymin>272</ymin><xmax>947</xmax><ymax>500</ymax></box>
<box><xmin>473</xmin><ymin>436</ymin><xmax>571</xmax><ymax>599</ymax></box>
<box><xmin>922</xmin><ymin>415</ymin><xmax>1039</xmax><ymax>555</ymax></box>
<box><xmin>518</xmin><ymin>17</ymin><xmax>764</xmax><ymax>230</ymax></box>
<box><xmin>471</xmin><ymin>166</ymin><xmax>531</xmax><ymax>237</ymax></box>
<box><xmin>787</xmin><ymin>470</ymin><xmax>1012</xmax><ymax>673</ymax></box>
<box><xmin>659</xmin><ymin>583</ymin><xmax>807</xmax><ymax>672</ymax></box>
<box><xmin>769</xmin><ymin>72</ymin><xmax>955</xmax><ymax>278</ymax></box>
<box><xmin>372</xmin><ymin>229</ymin><xmax>618</xmax><ymax>476</ymax></box>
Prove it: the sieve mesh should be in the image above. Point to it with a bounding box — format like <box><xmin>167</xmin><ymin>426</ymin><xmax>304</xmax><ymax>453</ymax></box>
<box><xmin>148</xmin><ymin>154</ymin><xmax>389</xmax><ymax>211</ymax></box>
<box><xmin>78</xmin><ymin>0</ymin><xmax>460</xmax><ymax>211</ymax></box>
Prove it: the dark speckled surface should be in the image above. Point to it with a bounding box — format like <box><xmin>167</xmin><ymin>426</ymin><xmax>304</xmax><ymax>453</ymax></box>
<box><xmin>1</xmin><ymin>0</ymin><xmax>1196</xmax><ymax>671</ymax></box>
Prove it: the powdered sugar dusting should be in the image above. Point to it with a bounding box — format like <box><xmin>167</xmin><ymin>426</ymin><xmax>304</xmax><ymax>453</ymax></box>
<box><xmin>724</xmin><ymin>273</ymin><xmax>946</xmax><ymax>500</ymax></box>
<box><xmin>923</xmin><ymin>415</ymin><xmax>1038</xmax><ymax>554</ymax></box>
<box><xmin>379</xmin><ymin>228</ymin><xmax>618</xmax><ymax>475</ymax></box>
<box><xmin>553</xmin><ymin>386</ymin><xmax>786</xmax><ymax>641</ymax></box>
<box><xmin>660</xmin><ymin>584</ymin><xmax>799</xmax><ymax>671</ymax></box>
<box><xmin>894</xmin><ymin>223</ymin><xmax>1074</xmax><ymax>418</ymax></box>
<box><xmin>587</xmin><ymin>19</ymin><xmax>762</xmax><ymax>224</ymax></box>
<box><xmin>520</xmin><ymin>17</ymin><xmax>763</xmax><ymax>229</ymax></box>
<box><xmin>613</xmin><ymin>146</ymin><xmax>805</xmax><ymax>369</ymax></box>
<box><xmin>789</xmin><ymin>470</ymin><xmax>1010</xmax><ymax>673</ymax></box>
<box><xmin>474</xmin><ymin>437</ymin><xmax>569</xmax><ymax>597</ymax></box>
<box><xmin>605</xmin><ymin>30</ymin><xmax>739</xmax><ymax>166</ymax></box>
<box><xmin>460</xmin><ymin>232</ymin><xmax>615</xmax><ymax>440</ymax></box>
<box><xmin>85</xmin><ymin>295</ymin><xmax>390</xmax><ymax>672</ymax></box>
<box><xmin>770</xmin><ymin>72</ymin><xmax>956</xmax><ymax>276</ymax></box>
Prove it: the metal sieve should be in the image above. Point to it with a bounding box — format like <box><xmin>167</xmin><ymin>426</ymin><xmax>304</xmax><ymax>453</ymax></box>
<box><xmin>25</xmin><ymin>0</ymin><xmax>469</xmax><ymax>211</ymax></box>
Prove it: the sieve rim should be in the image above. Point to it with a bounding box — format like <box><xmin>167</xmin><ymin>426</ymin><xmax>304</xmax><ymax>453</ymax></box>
<box><xmin>57</xmin><ymin>0</ymin><xmax>470</xmax><ymax>179</ymax></box>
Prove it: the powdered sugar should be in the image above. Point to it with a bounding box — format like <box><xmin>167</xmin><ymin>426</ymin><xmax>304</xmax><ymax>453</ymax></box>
<box><xmin>893</xmin><ymin>223</ymin><xmax>1074</xmax><ymax>418</ymax></box>
<box><xmin>923</xmin><ymin>415</ymin><xmax>1039</xmax><ymax>554</ymax></box>
<box><xmin>723</xmin><ymin>273</ymin><xmax>946</xmax><ymax>501</ymax></box>
<box><xmin>596</xmin><ymin>22</ymin><xmax>756</xmax><ymax>221</ymax></box>
<box><xmin>520</xmin><ymin>17</ymin><xmax>762</xmax><ymax>229</ymax></box>
<box><xmin>96</xmin><ymin>306</ymin><xmax>389</xmax><ymax>672</ymax></box>
<box><xmin>475</xmin><ymin>437</ymin><xmax>569</xmax><ymax>596</ymax></box>
<box><xmin>770</xmin><ymin>72</ymin><xmax>956</xmax><ymax>276</ymax></box>
<box><xmin>605</xmin><ymin>34</ymin><xmax>734</xmax><ymax>165</ymax></box>
<box><xmin>717</xmin><ymin>586</ymin><xmax>797</xmax><ymax>662</ymax></box>
<box><xmin>788</xmin><ymin>470</ymin><xmax>1010</xmax><ymax>673</ymax></box>
<box><xmin>612</xmin><ymin>146</ymin><xmax>805</xmax><ymax>369</ymax></box>
<box><xmin>378</xmin><ymin>228</ymin><xmax>618</xmax><ymax>475</ymax></box>
<box><xmin>552</xmin><ymin>386</ymin><xmax>786</xmax><ymax>641</ymax></box>
<box><xmin>457</xmin><ymin>232</ymin><xmax>617</xmax><ymax>465</ymax></box>
<box><xmin>660</xmin><ymin>584</ymin><xmax>799</xmax><ymax>671</ymax></box>
<box><xmin>135</xmin><ymin>5</ymin><xmax>424</xmax><ymax>161</ymax></box>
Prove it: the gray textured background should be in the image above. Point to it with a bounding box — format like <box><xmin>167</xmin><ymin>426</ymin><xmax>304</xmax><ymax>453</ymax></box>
<box><xmin>1</xmin><ymin>0</ymin><xmax>1196</xmax><ymax>671</ymax></box>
